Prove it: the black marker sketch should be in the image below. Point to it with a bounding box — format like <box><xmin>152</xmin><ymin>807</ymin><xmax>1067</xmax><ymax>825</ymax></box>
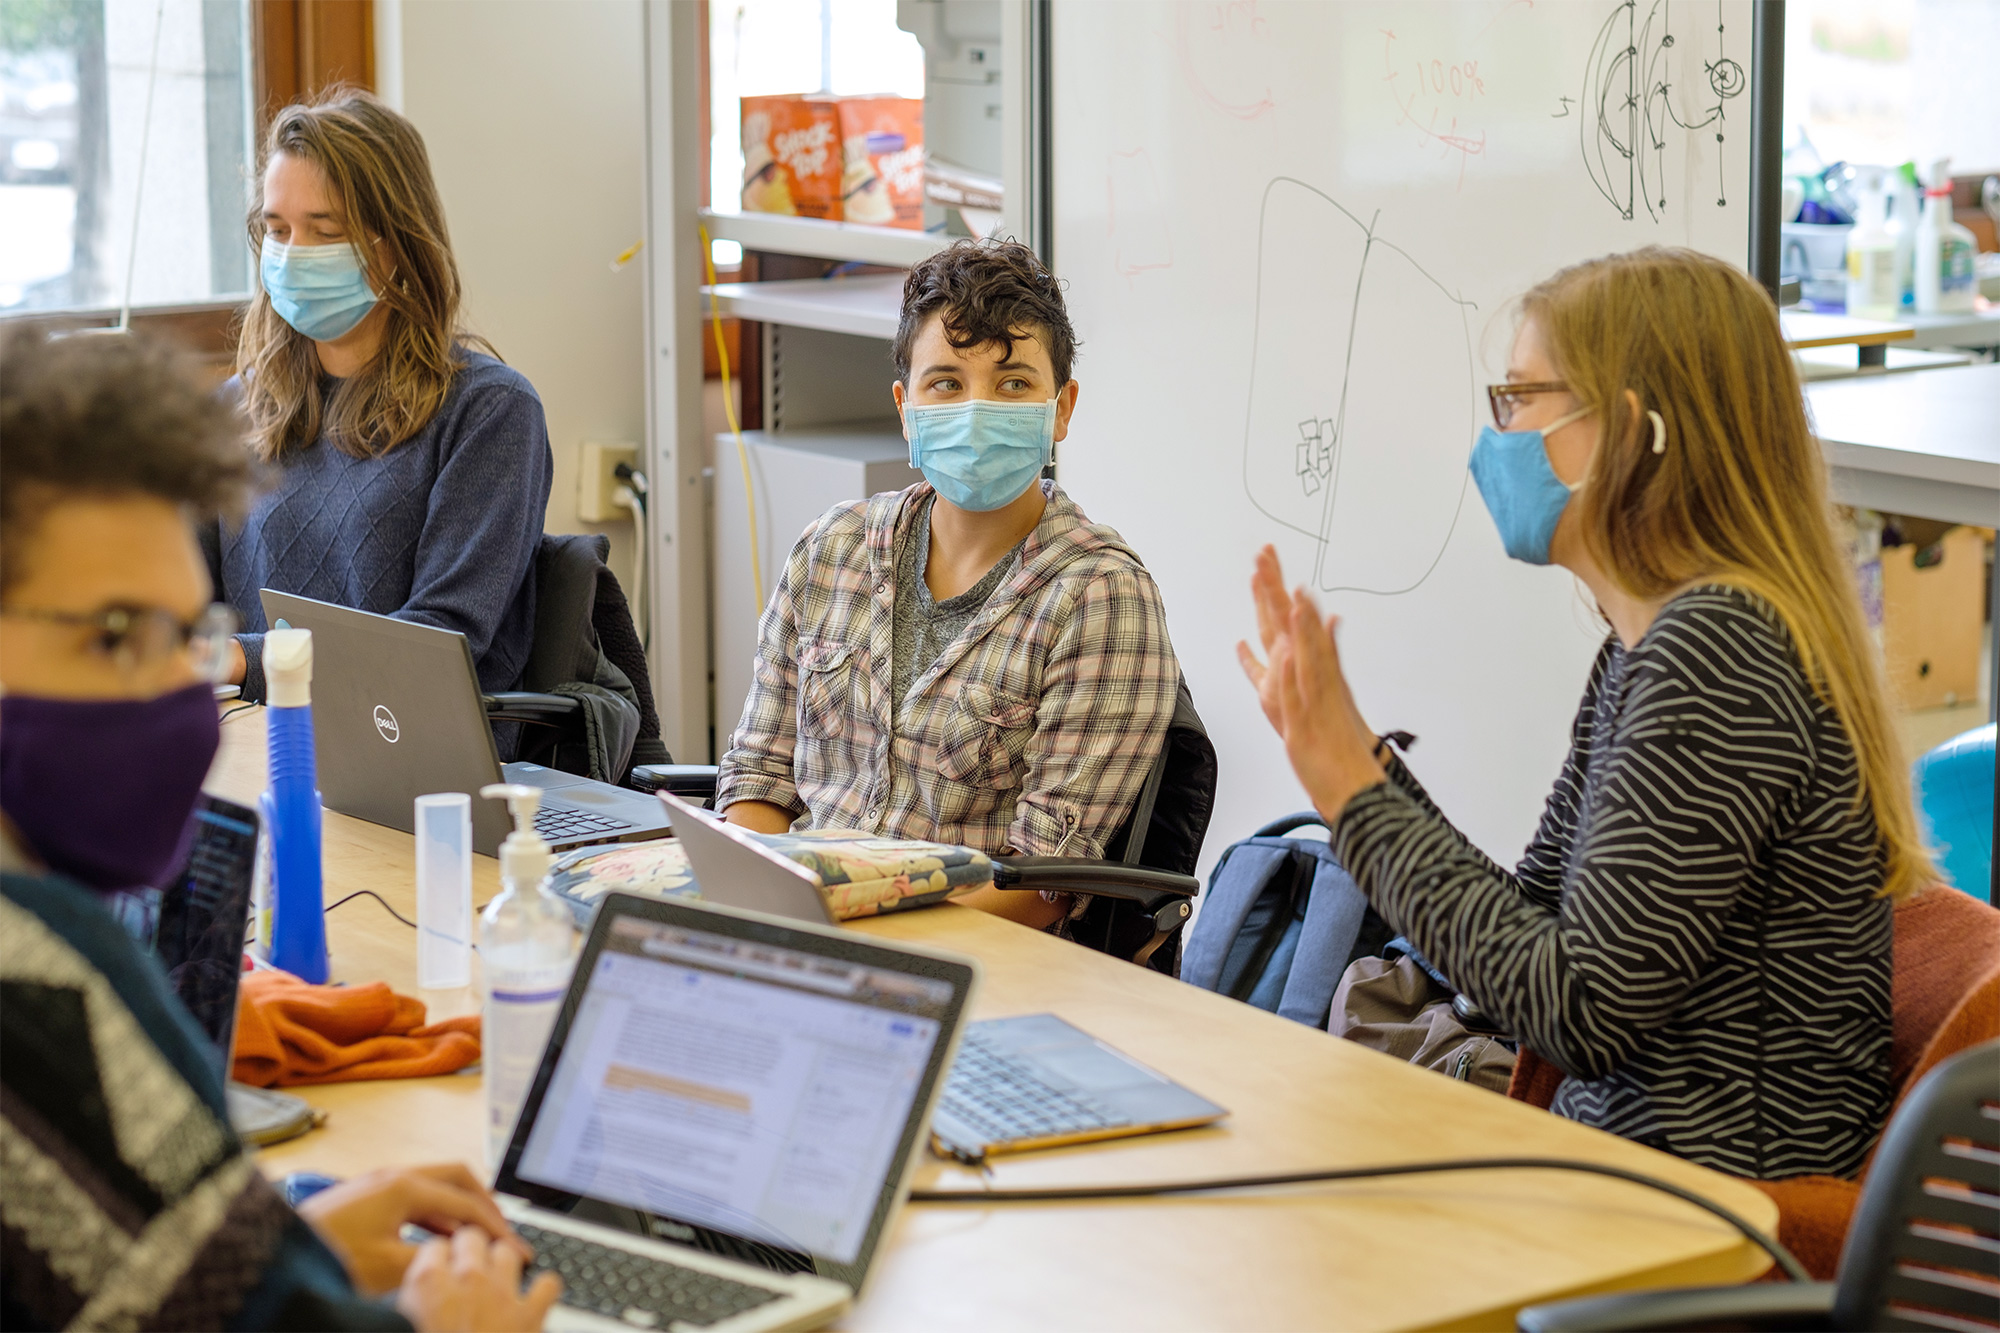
<box><xmin>1553</xmin><ymin>95</ymin><xmax>1576</xmax><ymax>118</ymax></box>
<box><xmin>1581</xmin><ymin>0</ymin><xmax>1744</xmax><ymax>220</ymax></box>
<box><xmin>1241</xmin><ymin>177</ymin><xmax>1477</xmax><ymax>597</ymax></box>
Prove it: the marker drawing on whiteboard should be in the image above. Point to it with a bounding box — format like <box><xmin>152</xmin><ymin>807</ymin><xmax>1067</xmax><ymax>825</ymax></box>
<box><xmin>1580</xmin><ymin>0</ymin><xmax>1744</xmax><ymax>220</ymax></box>
<box><xmin>1241</xmin><ymin>178</ymin><xmax>1477</xmax><ymax>598</ymax></box>
<box><xmin>1380</xmin><ymin>28</ymin><xmax>1488</xmax><ymax>190</ymax></box>
<box><xmin>1176</xmin><ymin>1</ymin><xmax>1276</xmax><ymax>121</ymax></box>
<box><xmin>1107</xmin><ymin>148</ymin><xmax>1174</xmax><ymax>277</ymax></box>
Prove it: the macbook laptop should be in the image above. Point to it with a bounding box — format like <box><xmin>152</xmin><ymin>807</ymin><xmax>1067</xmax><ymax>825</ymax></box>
<box><xmin>493</xmin><ymin>891</ymin><xmax>978</xmax><ymax>1331</ymax></box>
<box><xmin>655</xmin><ymin>795</ymin><xmax>1228</xmax><ymax>1167</ymax></box>
<box><xmin>659</xmin><ymin>793</ymin><xmax>838</xmax><ymax>924</ymax></box>
<box><xmin>110</xmin><ymin>795</ymin><xmax>319</xmax><ymax>1144</ymax></box>
<box><xmin>261</xmin><ymin>591</ymin><xmax>673</xmax><ymax>857</ymax></box>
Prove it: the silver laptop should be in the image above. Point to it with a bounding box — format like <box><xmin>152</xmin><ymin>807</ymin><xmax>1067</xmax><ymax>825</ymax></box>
<box><xmin>660</xmin><ymin>793</ymin><xmax>838</xmax><ymax>924</ymax></box>
<box><xmin>494</xmin><ymin>892</ymin><xmax>979</xmax><ymax>1331</ymax></box>
<box><xmin>657</xmin><ymin>795</ymin><xmax>1226</xmax><ymax>1167</ymax></box>
<box><xmin>260</xmin><ymin>591</ymin><xmax>673</xmax><ymax>857</ymax></box>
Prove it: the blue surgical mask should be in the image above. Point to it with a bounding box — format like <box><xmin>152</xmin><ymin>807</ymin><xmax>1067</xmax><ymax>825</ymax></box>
<box><xmin>905</xmin><ymin>399</ymin><xmax>1055</xmax><ymax>512</ymax></box>
<box><xmin>1467</xmin><ymin>407</ymin><xmax>1591</xmax><ymax>565</ymax></box>
<box><xmin>259</xmin><ymin>238</ymin><xmax>378</xmax><ymax>342</ymax></box>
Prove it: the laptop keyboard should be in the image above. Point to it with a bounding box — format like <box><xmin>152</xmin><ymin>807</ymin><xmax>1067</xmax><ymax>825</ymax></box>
<box><xmin>939</xmin><ymin>1027</ymin><xmax>1116</xmax><ymax>1145</ymax></box>
<box><xmin>516</xmin><ymin>1221</ymin><xmax>783</xmax><ymax>1328</ymax></box>
<box><xmin>533</xmin><ymin>804</ymin><xmax>638</xmax><ymax>841</ymax></box>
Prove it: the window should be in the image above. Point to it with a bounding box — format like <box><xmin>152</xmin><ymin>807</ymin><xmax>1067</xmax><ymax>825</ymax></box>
<box><xmin>1782</xmin><ymin>0</ymin><xmax>2000</xmax><ymax>172</ymax></box>
<box><xmin>707</xmin><ymin>0</ymin><xmax>926</xmax><ymax>235</ymax></box>
<box><xmin>1</xmin><ymin>0</ymin><xmax>255</xmax><ymax>314</ymax></box>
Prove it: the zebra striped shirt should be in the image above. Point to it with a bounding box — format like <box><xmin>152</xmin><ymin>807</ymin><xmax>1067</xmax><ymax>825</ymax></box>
<box><xmin>1333</xmin><ymin>585</ymin><xmax>1892</xmax><ymax>1179</ymax></box>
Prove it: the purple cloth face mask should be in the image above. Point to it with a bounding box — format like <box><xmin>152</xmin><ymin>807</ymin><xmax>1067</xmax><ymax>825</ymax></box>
<box><xmin>1</xmin><ymin>683</ymin><xmax>221</xmax><ymax>892</ymax></box>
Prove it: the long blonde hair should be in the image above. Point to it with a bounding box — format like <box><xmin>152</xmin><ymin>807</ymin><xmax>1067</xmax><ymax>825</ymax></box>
<box><xmin>236</xmin><ymin>87</ymin><xmax>493</xmax><ymax>461</ymax></box>
<box><xmin>1524</xmin><ymin>246</ymin><xmax>1933</xmax><ymax>900</ymax></box>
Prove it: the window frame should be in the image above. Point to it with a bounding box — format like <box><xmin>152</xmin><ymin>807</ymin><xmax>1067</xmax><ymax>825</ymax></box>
<box><xmin>0</xmin><ymin>0</ymin><xmax>374</xmax><ymax>353</ymax></box>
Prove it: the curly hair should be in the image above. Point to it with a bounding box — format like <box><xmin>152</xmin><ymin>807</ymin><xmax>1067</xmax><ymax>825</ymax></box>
<box><xmin>894</xmin><ymin>239</ymin><xmax>1078</xmax><ymax>385</ymax></box>
<box><xmin>0</xmin><ymin>327</ymin><xmax>256</xmax><ymax>592</ymax></box>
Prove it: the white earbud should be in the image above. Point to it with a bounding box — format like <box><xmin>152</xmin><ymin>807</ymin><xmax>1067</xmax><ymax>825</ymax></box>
<box><xmin>1648</xmin><ymin>409</ymin><xmax>1667</xmax><ymax>455</ymax></box>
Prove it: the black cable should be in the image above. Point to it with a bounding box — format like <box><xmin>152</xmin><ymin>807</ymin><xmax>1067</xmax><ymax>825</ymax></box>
<box><xmin>324</xmin><ymin>889</ymin><xmax>418</xmax><ymax>929</ymax></box>
<box><xmin>910</xmin><ymin>1155</ymin><xmax>1809</xmax><ymax>1284</ymax></box>
<box><xmin>219</xmin><ymin>701</ymin><xmax>259</xmax><ymax>722</ymax></box>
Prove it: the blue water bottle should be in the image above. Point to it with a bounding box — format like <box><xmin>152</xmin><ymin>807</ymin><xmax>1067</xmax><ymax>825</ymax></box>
<box><xmin>264</xmin><ymin>628</ymin><xmax>328</xmax><ymax>982</ymax></box>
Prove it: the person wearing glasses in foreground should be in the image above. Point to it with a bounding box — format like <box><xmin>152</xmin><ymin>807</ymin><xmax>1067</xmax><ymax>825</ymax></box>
<box><xmin>0</xmin><ymin>330</ymin><xmax>556</xmax><ymax>1331</ymax></box>
<box><xmin>1240</xmin><ymin>247</ymin><xmax>1930</xmax><ymax>1180</ymax></box>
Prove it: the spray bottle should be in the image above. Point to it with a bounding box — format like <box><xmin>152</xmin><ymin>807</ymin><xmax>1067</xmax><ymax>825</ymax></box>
<box><xmin>1915</xmin><ymin>157</ymin><xmax>1979</xmax><ymax>315</ymax></box>
<box><xmin>1845</xmin><ymin>168</ymin><xmax>1900</xmax><ymax>320</ymax></box>
<box><xmin>264</xmin><ymin>629</ymin><xmax>327</xmax><ymax>982</ymax></box>
<box><xmin>479</xmin><ymin>783</ymin><xmax>579</xmax><ymax>1170</ymax></box>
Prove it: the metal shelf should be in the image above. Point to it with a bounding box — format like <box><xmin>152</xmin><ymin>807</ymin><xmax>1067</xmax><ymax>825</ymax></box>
<box><xmin>699</xmin><ymin>208</ymin><xmax>950</xmax><ymax>268</ymax></box>
<box><xmin>701</xmin><ymin>275</ymin><xmax>903</xmax><ymax>340</ymax></box>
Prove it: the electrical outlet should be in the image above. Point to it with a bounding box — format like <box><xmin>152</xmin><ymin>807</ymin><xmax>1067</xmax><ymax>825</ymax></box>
<box><xmin>577</xmin><ymin>442</ymin><xmax>639</xmax><ymax>523</ymax></box>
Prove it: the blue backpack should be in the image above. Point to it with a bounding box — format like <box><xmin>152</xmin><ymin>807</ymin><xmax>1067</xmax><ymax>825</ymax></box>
<box><xmin>1180</xmin><ymin>812</ymin><xmax>1396</xmax><ymax>1028</ymax></box>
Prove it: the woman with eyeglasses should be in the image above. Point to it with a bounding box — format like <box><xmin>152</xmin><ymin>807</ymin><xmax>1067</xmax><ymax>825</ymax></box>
<box><xmin>1240</xmin><ymin>247</ymin><xmax>1930</xmax><ymax>1181</ymax></box>
<box><xmin>214</xmin><ymin>88</ymin><xmax>551</xmax><ymax>727</ymax></box>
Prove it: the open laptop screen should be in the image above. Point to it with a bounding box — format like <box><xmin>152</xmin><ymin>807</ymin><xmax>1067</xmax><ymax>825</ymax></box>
<box><xmin>513</xmin><ymin>906</ymin><xmax>960</xmax><ymax>1272</ymax></box>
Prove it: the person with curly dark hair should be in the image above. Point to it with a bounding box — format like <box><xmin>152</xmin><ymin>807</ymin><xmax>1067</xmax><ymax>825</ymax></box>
<box><xmin>0</xmin><ymin>328</ymin><xmax>558</xmax><ymax>1332</ymax></box>
<box><xmin>717</xmin><ymin>240</ymin><xmax>1181</xmax><ymax>930</ymax></box>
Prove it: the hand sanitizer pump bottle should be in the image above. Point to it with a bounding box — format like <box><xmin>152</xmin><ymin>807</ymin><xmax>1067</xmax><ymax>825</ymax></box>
<box><xmin>479</xmin><ymin>783</ymin><xmax>578</xmax><ymax>1171</ymax></box>
<box><xmin>264</xmin><ymin>629</ymin><xmax>327</xmax><ymax>982</ymax></box>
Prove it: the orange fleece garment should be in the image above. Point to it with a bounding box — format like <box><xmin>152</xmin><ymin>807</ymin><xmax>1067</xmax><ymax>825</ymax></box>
<box><xmin>232</xmin><ymin>969</ymin><xmax>482</xmax><ymax>1087</ymax></box>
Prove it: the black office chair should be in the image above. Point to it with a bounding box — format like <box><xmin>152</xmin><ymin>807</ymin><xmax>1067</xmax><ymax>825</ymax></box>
<box><xmin>1514</xmin><ymin>1037</ymin><xmax>2000</xmax><ymax>1333</ymax></box>
<box><xmin>485</xmin><ymin>534</ymin><xmax>671</xmax><ymax>784</ymax></box>
<box><xmin>632</xmin><ymin>679</ymin><xmax>1218</xmax><ymax>973</ymax></box>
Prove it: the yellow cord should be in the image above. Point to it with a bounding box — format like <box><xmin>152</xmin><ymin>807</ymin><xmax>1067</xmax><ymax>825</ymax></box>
<box><xmin>700</xmin><ymin>224</ymin><xmax>765</xmax><ymax>611</ymax></box>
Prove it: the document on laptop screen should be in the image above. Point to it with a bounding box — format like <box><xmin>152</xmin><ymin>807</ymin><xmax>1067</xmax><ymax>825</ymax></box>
<box><xmin>517</xmin><ymin>916</ymin><xmax>952</xmax><ymax>1265</ymax></box>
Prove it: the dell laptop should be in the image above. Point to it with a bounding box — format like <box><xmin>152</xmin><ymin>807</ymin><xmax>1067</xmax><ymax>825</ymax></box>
<box><xmin>493</xmin><ymin>891</ymin><xmax>979</xmax><ymax>1331</ymax></box>
<box><xmin>261</xmin><ymin>591</ymin><xmax>673</xmax><ymax>857</ymax></box>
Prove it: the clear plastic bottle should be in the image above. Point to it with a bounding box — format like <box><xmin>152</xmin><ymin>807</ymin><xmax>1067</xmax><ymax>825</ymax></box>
<box><xmin>1845</xmin><ymin>169</ymin><xmax>1900</xmax><ymax>320</ymax></box>
<box><xmin>478</xmin><ymin>783</ymin><xmax>578</xmax><ymax>1171</ymax></box>
<box><xmin>1915</xmin><ymin>157</ymin><xmax>1979</xmax><ymax>315</ymax></box>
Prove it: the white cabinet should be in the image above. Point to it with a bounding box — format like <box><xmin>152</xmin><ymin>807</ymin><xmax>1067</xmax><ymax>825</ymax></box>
<box><xmin>711</xmin><ymin>427</ymin><xmax>920</xmax><ymax>750</ymax></box>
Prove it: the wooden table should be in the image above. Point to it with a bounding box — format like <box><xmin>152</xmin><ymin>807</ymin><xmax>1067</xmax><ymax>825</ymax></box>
<box><xmin>1781</xmin><ymin>310</ymin><xmax>1916</xmax><ymax>368</ymax></box>
<box><xmin>209</xmin><ymin>711</ymin><xmax>1779</xmax><ymax>1331</ymax></box>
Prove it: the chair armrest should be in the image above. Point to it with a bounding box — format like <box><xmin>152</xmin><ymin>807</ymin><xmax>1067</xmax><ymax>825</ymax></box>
<box><xmin>629</xmin><ymin>764</ymin><xmax>720</xmax><ymax>800</ymax></box>
<box><xmin>483</xmin><ymin>692</ymin><xmax>582</xmax><ymax>722</ymax></box>
<box><xmin>1515</xmin><ymin>1282</ymin><xmax>1836</xmax><ymax>1332</ymax></box>
<box><xmin>990</xmin><ymin>857</ymin><xmax>1198</xmax><ymax>902</ymax></box>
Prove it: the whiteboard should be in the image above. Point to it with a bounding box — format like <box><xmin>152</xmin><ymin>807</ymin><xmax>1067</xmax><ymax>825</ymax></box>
<box><xmin>1051</xmin><ymin>0</ymin><xmax>1757</xmax><ymax>872</ymax></box>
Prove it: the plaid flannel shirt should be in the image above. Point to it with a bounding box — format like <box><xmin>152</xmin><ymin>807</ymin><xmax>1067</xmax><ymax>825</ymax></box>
<box><xmin>717</xmin><ymin>481</ymin><xmax>1179</xmax><ymax>858</ymax></box>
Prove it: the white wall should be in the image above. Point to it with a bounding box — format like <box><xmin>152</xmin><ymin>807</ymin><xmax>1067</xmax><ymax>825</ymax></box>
<box><xmin>376</xmin><ymin>0</ymin><xmax>649</xmax><ymax>591</ymax></box>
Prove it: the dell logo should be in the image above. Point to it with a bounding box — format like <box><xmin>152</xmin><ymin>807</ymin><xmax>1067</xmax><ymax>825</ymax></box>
<box><xmin>372</xmin><ymin>705</ymin><xmax>400</xmax><ymax>743</ymax></box>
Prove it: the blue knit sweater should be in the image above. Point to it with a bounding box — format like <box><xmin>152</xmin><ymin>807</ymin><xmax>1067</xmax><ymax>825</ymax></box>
<box><xmin>221</xmin><ymin>352</ymin><xmax>552</xmax><ymax>705</ymax></box>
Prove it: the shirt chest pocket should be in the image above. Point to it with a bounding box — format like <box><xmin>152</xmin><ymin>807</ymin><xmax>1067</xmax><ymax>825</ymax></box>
<box><xmin>935</xmin><ymin>683</ymin><xmax>1036</xmax><ymax>790</ymax></box>
<box><xmin>797</xmin><ymin>639</ymin><xmax>863</xmax><ymax>742</ymax></box>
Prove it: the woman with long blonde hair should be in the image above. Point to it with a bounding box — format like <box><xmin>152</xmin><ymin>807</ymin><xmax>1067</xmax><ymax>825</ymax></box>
<box><xmin>217</xmin><ymin>88</ymin><xmax>551</xmax><ymax>719</ymax></box>
<box><xmin>1241</xmin><ymin>246</ymin><xmax>1930</xmax><ymax>1179</ymax></box>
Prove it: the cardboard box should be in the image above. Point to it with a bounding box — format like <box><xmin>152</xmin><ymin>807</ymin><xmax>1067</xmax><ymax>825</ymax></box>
<box><xmin>741</xmin><ymin>95</ymin><xmax>842</xmax><ymax>220</ymax></box>
<box><xmin>1881</xmin><ymin>525</ymin><xmax>1990</xmax><ymax>711</ymax></box>
<box><xmin>741</xmin><ymin>94</ymin><xmax>923</xmax><ymax>228</ymax></box>
<box><xmin>835</xmin><ymin>97</ymin><xmax>924</xmax><ymax>229</ymax></box>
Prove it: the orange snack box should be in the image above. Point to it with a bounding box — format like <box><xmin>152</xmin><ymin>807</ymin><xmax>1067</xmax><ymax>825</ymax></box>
<box><xmin>834</xmin><ymin>97</ymin><xmax>925</xmax><ymax>229</ymax></box>
<box><xmin>740</xmin><ymin>95</ymin><xmax>842</xmax><ymax>220</ymax></box>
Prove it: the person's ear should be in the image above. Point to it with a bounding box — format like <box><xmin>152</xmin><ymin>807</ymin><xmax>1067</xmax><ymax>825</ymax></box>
<box><xmin>892</xmin><ymin>379</ymin><xmax>908</xmax><ymax>439</ymax></box>
<box><xmin>1052</xmin><ymin>380</ymin><xmax>1079</xmax><ymax>444</ymax></box>
<box><xmin>1622</xmin><ymin>387</ymin><xmax>1643</xmax><ymax>448</ymax></box>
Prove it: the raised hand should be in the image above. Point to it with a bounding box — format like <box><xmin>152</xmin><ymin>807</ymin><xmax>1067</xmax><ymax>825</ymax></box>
<box><xmin>1237</xmin><ymin>546</ymin><xmax>1386</xmax><ymax>824</ymax></box>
